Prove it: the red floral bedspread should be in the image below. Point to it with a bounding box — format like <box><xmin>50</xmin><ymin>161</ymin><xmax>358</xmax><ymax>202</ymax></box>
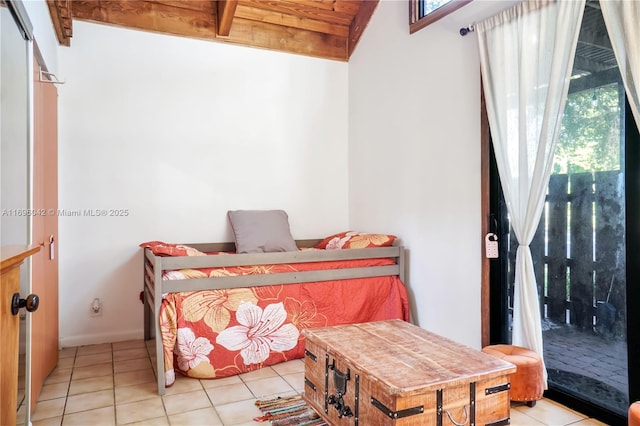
<box><xmin>158</xmin><ymin>257</ymin><xmax>410</xmax><ymax>386</ymax></box>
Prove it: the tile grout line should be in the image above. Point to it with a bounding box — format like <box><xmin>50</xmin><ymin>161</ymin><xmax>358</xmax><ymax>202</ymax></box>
<box><xmin>52</xmin><ymin>350</ymin><xmax>72</xmax><ymax>421</ymax></box>
<box><xmin>198</xmin><ymin>373</ymin><xmax>225</xmax><ymax>424</ymax></box>
<box><xmin>146</xmin><ymin>340</ymin><xmax>171</xmax><ymax>425</ymax></box>
<box><xmin>30</xmin><ymin>347</ymin><xmax>75</xmax><ymax>424</ymax></box>
<box><xmin>59</xmin><ymin>346</ymin><xmax>76</xmax><ymax>423</ymax></box>
<box><xmin>40</xmin><ymin>343</ymin><xmax>596</xmax><ymax>426</ymax></box>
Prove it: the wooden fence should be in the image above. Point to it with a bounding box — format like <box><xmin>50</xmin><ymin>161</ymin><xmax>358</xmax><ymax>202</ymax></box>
<box><xmin>506</xmin><ymin>170</ymin><xmax>626</xmax><ymax>338</ymax></box>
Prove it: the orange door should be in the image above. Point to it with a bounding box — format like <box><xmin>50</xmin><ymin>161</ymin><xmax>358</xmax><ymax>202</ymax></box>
<box><xmin>30</xmin><ymin>60</ymin><xmax>59</xmax><ymax>410</ymax></box>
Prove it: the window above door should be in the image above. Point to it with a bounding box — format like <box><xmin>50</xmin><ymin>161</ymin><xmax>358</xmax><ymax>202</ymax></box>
<box><xmin>410</xmin><ymin>0</ymin><xmax>473</xmax><ymax>34</ymax></box>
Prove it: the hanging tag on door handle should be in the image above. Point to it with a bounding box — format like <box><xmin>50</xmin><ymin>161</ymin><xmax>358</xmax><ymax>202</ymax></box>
<box><xmin>49</xmin><ymin>235</ymin><xmax>55</xmax><ymax>261</ymax></box>
<box><xmin>485</xmin><ymin>233</ymin><xmax>498</xmax><ymax>258</ymax></box>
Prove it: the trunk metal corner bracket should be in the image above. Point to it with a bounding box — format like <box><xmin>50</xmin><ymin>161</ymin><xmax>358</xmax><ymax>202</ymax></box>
<box><xmin>370</xmin><ymin>397</ymin><xmax>424</xmax><ymax>419</ymax></box>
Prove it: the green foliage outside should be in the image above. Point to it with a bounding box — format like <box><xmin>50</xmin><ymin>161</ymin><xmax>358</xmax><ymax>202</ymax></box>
<box><xmin>554</xmin><ymin>83</ymin><xmax>622</xmax><ymax>174</ymax></box>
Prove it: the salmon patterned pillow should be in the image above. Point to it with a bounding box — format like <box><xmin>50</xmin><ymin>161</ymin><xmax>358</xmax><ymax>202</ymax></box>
<box><xmin>139</xmin><ymin>241</ymin><xmax>206</xmax><ymax>256</ymax></box>
<box><xmin>315</xmin><ymin>231</ymin><xmax>396</xmax><ymax>250</ymax></box>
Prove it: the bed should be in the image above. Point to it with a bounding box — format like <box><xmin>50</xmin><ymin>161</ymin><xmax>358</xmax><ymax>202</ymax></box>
<box><xmin>142</xmin><ymin>238</ymin><xmax>410</xmax><ymax>395</ymax></box>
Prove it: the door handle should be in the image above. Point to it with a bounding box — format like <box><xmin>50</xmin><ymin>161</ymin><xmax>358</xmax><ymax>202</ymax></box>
<box><xmin>49</xmin><ymin>235</ymin><xmax>55</xmax><ymax>260</ymax></box>
<box><xmin>11</xmin><ymin>293</ymin><xmax>39</xmax><ymax>315</ymax></box>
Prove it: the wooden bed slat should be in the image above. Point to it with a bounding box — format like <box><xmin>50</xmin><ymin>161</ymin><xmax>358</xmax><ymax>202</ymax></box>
<box><xmin>144</xmin><ymin>263</ymin><xmax>154</xmax><ymax>283</ymax></box>
<box><xmin>144</xmin><ymin>247</ymin><xmax>156</xmax><ymax>263</ymax></box>
<box><xmin>184</xmin><ymin>238</ymin><xmax>322</xmax><ymax>253</ymax></box>
<box><xmin>162</xmin><ymin>265</ymin><xmax>400</xmax><ymax>292</ymax></box>
<box><xmin>143</xmin><ymin>288</ymin><xmax>155</xmax><ymax>311</ymax></box>
<box><xmin>158</xmin><ymin>245</ymin><xmax>401</xmax><ymax>270</ymax></box>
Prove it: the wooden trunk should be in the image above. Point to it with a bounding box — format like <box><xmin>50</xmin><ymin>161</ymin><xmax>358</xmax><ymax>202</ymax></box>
<box><xmin>303</xmin><ymin>320</ymin><xmax>516</xmax><ymax>426</ymax></box>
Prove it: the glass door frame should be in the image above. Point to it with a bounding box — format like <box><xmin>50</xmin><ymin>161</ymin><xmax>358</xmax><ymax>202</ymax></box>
<box><xmin>481</xmin><ymin>91</ymin><xmax>640</xmax><ymax>426</ymax></box>
<box><xmin>2</xmin><ymin>1</ymin><xmax>35</xmax><ymax>424</ymax></box>
<box><xmin>624</xmin><ymin>101</ymin><xmax>640</xmax><ymax>406</ymax></box>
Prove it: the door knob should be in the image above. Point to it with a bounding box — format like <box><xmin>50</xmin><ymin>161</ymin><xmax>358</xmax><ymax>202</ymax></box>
<box><xmin>11</xmin><ymin>293</ymin><xmax>39</xmax><ymax>316</ymax></box>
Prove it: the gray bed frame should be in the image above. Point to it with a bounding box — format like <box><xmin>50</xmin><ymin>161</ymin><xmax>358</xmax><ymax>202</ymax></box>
<box><xmin>142</xmin><ymin>239</ymin><xmax>406</xmax><ymax>395</ymax></box>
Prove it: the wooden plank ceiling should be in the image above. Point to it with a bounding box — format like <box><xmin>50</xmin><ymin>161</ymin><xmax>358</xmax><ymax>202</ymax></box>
<box><xmin>47</xmin><ymin>0</ymin><xmax>379</xmax><ymax>61</ymax></box>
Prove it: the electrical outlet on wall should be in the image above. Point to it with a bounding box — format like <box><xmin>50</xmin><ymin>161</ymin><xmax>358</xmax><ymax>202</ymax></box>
<box><xmin>91</xmin><ymin>298</ymin><xmax>102</xmax><ymax>317</ymax></box>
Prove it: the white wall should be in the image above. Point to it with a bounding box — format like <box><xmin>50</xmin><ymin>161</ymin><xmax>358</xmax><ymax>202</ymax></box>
<box><xmin>55</xmin><ymin>0</ymin><xmax>518</xmax><ymax>348</ymax></box>
<box><xmin>1</xmin><ymin>9</ymin><xmax>30</xmax><ymax>247</ymax></box>
<box><xmin>22</xmin><ymin>0</ymin><xmax>59</xmax><ymax>74</ymax></box>
<box><xmin>349</xmin><ymin>1</ymin><xmax>492</xmax><ymax>348</ymax></box>
<box><xmin>57</xmin><ymin>22</ymin><xmax>349</xmax><ymax>346</ymax></box>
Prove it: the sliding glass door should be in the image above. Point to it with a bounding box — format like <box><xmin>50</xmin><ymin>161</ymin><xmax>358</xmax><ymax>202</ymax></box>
<box><xmin>489</xmin><ymin>2</ymin><xmax>639</xmax><ymax>423</ymax></box>
<box><xmin>1</xmin><ymin>2</ymin><xmax>31</xmax><ymax>421</ymax></box>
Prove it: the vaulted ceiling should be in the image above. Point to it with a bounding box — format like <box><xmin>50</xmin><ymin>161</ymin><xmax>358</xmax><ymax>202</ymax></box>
<box><xmin>46</xmin><ymin>0</ymin><xmax>379</xmax><ymax>61</ymax></box>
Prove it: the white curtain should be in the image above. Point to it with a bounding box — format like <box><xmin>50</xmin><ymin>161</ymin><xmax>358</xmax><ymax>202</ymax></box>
<box><xmin>601</xmin><ymin>0</ymin><xmax>640</xmax><ymax>130</ymax></box>
<box><xmin>476</xmin><ymin>0</ymin><xmax>585</xmax><ymax>387</ymax></box>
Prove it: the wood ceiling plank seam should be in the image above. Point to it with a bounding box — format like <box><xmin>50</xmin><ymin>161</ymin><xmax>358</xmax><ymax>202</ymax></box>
<box><xmin>234</xmin><ymin>4</ymin><xmax>349</xmax><ymax>37</ymax></box>
<box><xmin>238</xmin><ymin>0</ymin><xmax>355</xmax><ymax>25</ymax></box>
<box><xmin>70</xmin><ymin>0</ymin><xmax>105</xmax><ymax>22</ymax></box>
<box><xmin>333</xmin><ymin>0</ymin><xmax>363</xmax><ymax>15</ymax></box>
<box><xmin>226</xmin><ymin>16</ymin><xmax>347</xmax><ymax>61</ymax></box>
<box><xmin>72</xmin><ymin>0</ymin><xmax>218</xmax><ymax>40</ymax></box>
<box><xmin>149</xmin><ymin>0</ymin><xmax>216</xmax><ymax>13</ymax></box>
<box><xmin>275</xmin><ymin>0</ymin><xmax>339</xmax><ymax>12</ymax></box>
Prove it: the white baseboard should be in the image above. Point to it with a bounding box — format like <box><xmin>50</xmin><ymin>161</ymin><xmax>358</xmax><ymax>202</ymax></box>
<box><xmin>59</xmin><ymin>329</ymin><xmax>145</xmax><ymax>348</ymax></box>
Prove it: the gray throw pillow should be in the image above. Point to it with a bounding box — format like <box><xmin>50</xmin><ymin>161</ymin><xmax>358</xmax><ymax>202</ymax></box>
<box><xmin>227</xmin><ymin>210</ymin><xmax>298</xmax><ymax>253</ymax></box>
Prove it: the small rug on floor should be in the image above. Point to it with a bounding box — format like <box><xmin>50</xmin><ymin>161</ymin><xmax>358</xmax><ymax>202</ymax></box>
<box><xmin>254</xmin><ymin>395</ymin><xmax>327</xmax><ymax>426</ymax></box>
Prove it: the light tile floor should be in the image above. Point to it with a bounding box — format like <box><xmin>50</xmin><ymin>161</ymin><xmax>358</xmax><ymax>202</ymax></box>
<box><xmin>19</xmin><ymin>340</ymin><xmax>608</xmax><ymax>426</ymax></box>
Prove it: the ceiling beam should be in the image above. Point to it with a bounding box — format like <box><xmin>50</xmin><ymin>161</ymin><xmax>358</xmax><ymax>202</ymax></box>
<box><xmin>573</xmin><ymin>54</ymin><xmax>615</xmax><ymax>75</ymax></box>
<box><xmin>568</xmin><ymin>67</ymin><xmax>622</xmax><ymax>94</ymax></box>
<box><xmin>578</xmin><ymin>28</ymin><xmax>613</xmax><ymax>51</ymax></box>
<box><xmin>71</xmin><ymin>0</ymin><xmax>349</xmax><ymax>61</ymax></box>
<box><xmin>46</xmin><ymin>0</ymin><xmax>73</xmax><ymax>46</ymax></box>
<box><xmin>217</xmin><ymin>0</ymin><xmax>238</xmax><ymax>37</ymax></box>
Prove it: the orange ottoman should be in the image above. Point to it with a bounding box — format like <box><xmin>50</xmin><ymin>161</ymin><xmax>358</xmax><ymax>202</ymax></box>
<box><xmin>482</xmin><ymin>344</ymin><xmax>544</xmax><ymax>407</ymax></box>
<box><xmin>630</xmin><ymin>401</ymin><xmax>640</xmax><ymax>426</ymax></box>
